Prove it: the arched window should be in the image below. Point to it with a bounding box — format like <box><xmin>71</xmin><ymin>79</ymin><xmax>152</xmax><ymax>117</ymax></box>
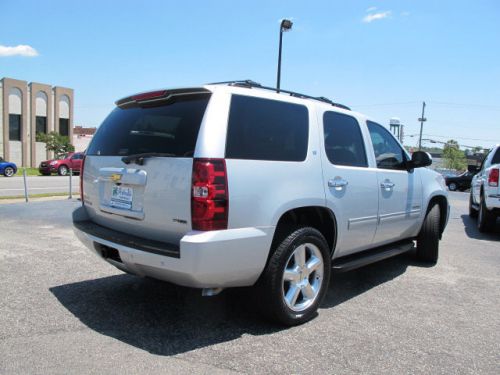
<box><xmin>9</xmin><ymin>87</ymin><xmax>22</xmax><ymax>141</ymax></box>
<box><xmin>59</xmin><ymin>94</ymin><xmax>70</xmax><ymax>136</ymax></box>
<box><xmin>35</xmin><ymin>91</ymin><xmax>48</xmax><ymax>135</ymax></box>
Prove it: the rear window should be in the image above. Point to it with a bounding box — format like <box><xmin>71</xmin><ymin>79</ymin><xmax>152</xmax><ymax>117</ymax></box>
<box><xmin>492</xmin><ymin>148</ymin><xmax>500</xmax><ymax>164</ymax></box>
<box><xmin>225</xmin><ymin>95</ymin><xmax>309</xmax><ymax>162</ymax></box>
<box><xmin>87</xmin><ymin>94</ymin><xmax>210</xmax><ymax>157</ymax></box>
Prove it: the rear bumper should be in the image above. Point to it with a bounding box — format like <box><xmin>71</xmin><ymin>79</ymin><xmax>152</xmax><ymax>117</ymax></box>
<box><xmin>486</xmin><ymin>194</ymin><xmax>500</xmax><ymax>210</ymax></box>
<box><xmin>72</xmin><ymin>206</ymin><xmax>274</xmax><ymax>288</ymax></box>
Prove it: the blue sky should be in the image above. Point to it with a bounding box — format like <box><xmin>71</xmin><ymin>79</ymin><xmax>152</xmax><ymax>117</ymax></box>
<box><xmin>1</xmin><ymin>0</ymin><xmax>499</xmax><ymax>148</ymax></box>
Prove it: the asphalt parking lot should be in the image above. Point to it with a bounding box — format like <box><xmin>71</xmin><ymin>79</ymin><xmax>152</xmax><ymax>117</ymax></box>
<box><xmin>0</xmin><ymin>192</ymin><xmax>499</xmax><ymax>374</ymax></box>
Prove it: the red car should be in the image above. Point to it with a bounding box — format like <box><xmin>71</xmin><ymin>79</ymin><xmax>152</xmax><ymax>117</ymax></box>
<box><xmin>39</xmin><ymin>152</ymin><xmax>84</xmax><ymax>176</ymax></box>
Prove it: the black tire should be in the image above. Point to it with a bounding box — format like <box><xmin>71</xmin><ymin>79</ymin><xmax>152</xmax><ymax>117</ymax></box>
<box><xmin>416</xmin><ymin>204</ymin><xmax>440</xmax><ymax>263</ymax></box>
<box><xmin>477</xmin><ymin>194</ymin><xmax>495</xmax><ymax>233</ymax></box>
<box><xmin>469</xmin><ymin>192</ymin><xmax>478</xmax><ymax>218</ymax></box>
<box><xmin>58</xmin><ymin>165</ymin><xmax>68</xmax><ymax>176</ymax></box>
<box><xmin>448</xmin><ymin>182</ymin><xmax>457</xmax><ymax>191</ymax></box>
<box><xmin>3</xmin><ymin>167</ymin><xmax>15</xmax><ymax>177</ymax></box>
<box><xmin>257</xmin><ymin>227</ymin><xmax>331</xmax><ymax>326</ymax></box>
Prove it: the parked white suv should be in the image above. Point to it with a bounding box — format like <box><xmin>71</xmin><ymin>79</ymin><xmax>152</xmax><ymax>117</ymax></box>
<box><xmin>469</xmin><ymin>145</ymin><xmax>500</xmax><ymax>232</ymax></box>
<box><xmin>73</xmin><ymin>81</ymin><xmax>449</xmax><ymax>325</ymax></box>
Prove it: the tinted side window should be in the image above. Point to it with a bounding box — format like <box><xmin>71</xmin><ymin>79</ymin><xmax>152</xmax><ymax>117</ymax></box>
<box><xmin>225</xmin><ymin>95</ymin><xmax>309</xmax><ymax>162</ymax></box>
<box><xmin>87</xmin><ymin>94</ymin><xmax>210</xmax><ymax>157</ymax></box>
<box><xmin>323</xmin><ymin>112</ymin><xmax>367</xmax><ymax>167</ymax></box>
<box><xmin>492</xmin><ymin>148</ymin><xmax>500</xmax><ymax>164</ymax></box>
<box><xmin>367</xmin><ymin>121</ymin><xmax>407</xmax><ymax>170</ymax></box>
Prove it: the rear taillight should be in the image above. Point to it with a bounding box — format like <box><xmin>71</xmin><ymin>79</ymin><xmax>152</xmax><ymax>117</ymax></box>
<box><xmin>80</xmin><ymin>155</ymin><xmax>86</xmax><ymax>204</ymax></box>
<box><xmin>191</xmin><ymin>158</ymin><xmax>228</xmax><ymax>231</ymax></box>
<box><xmin>488</xmin><ymin>168</ymin><xmax>499</xmax><ymax>187</ymax></box>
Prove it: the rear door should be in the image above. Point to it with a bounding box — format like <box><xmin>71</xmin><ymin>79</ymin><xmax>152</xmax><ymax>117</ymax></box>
<box><xmin>82</xmin><ymin>91</ymin><xmax>211</xmax><ymax>244</ymax></box>
<box><xmin>70</xmin><ymin>153</ymin><xmax>83</xmax><ymax>171</ymax></box>
<box><xmin>367</xmin><ymin>121</ymin><xmax>423</xmax><ymax>245</ymax></box>
<box><xmin>320</xmin><ymin>110</ymin><xmax>379</xmax><ymax>256</ymax></box>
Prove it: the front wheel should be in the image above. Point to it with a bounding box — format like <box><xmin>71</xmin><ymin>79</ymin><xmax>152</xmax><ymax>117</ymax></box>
<box><xmin>3</xmin><ymin>167</ymin><xmax>15</xmax><ymax>177</ymax></box>
<box><xmin>416</xmin><ymin>204</ymin><xmax>440</xmax><ymax>263</ymax></box>
<box><xmin>57</xmin><ymin>165</ymin><xmax>68</xmax><ymax>176</ymax></box>
<box><xmin>257</xmin><ymin>227</ymin><xmax>331</xmax><ymax>326</ymax></box>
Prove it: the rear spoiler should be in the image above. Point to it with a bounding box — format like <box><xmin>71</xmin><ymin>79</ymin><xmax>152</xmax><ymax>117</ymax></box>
<box><xmin>115</xmin><ymin>87</ymin><xmax>211</xmax><ymax>108</ymax></box>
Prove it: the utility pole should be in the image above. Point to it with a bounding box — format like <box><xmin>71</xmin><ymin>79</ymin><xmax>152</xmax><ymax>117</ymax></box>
<box><xmin>418</xmin><ymin>101</ymin><xmax>427</xmax><ymax>151</ymax></box>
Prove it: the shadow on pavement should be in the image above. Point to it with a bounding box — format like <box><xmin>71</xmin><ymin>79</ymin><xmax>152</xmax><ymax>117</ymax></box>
<box><xmin>461</xmin><ymin>214</ymin><xmax>500</xmax><ymax>241</ymax></box>
<box><xmin>50</xmin><ymin>253</ymin><xmax>420</xmax><ymax>355</ymax></box>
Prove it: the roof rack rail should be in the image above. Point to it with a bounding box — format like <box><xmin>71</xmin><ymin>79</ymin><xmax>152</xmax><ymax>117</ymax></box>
<box><xmin>207</xmin><ymin>80</ymin><xmax>351</xmax><ymax>110</ymax></box>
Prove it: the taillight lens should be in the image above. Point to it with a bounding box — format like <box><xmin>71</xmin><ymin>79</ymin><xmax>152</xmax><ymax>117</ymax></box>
<box><xmin>191</xmin><ymin>158</ymin><xmax>228</xmax><ymax>231</ymax></box>
<box><xmin>488</xmin><ymin>168</ymin><xmax>499</xmax><ymax>187</ymax></box>
<box><xmin>80</xmin><ymin>155</ymin><xmax>86</xmax><ymax>204</ymax></box>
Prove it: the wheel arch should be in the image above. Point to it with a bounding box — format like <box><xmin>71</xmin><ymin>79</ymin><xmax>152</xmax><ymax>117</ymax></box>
<box><xmin>270</xmin><ymin>206</ymin><xmax>337</xmax><ymax>257</ymax></box>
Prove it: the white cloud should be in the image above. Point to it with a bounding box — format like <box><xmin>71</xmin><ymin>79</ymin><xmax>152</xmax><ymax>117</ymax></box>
<box><xmin>401</xmin><ymin>11</ymin><xmax>410</xmax><ymax>16</ymax></box>
<box><xmin>0</xmin><ymin>44</ymin><xmax>39</xmax><ymax>57</ymax></box>
<box><xmin>362</xmin><ymin>11</ymin><xmax>391</xmax><ymax>23</ymax></box>
<box><xmin>366</xmin><ymin>7</ymin><xmax>377</xmax><ymax>12</ymax></box>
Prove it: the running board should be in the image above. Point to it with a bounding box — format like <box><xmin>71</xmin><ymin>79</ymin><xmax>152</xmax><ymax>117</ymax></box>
<box><xmin>332</xmin><ymin>240</ymin><xmax>415</xmax><ymax>273</ymax></box>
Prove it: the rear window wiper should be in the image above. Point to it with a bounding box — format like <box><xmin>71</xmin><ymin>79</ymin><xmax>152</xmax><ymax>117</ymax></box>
<box><xmin>121</xmin><ymin>152</ymin><xmax>177</xmax><ymax>165</ymax></box>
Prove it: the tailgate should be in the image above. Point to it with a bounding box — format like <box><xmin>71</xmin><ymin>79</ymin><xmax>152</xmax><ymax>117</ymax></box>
<box><xmin>83</xmin><ymin>156</ymin><xmax>193</xmax><ymax>244</ymax></box>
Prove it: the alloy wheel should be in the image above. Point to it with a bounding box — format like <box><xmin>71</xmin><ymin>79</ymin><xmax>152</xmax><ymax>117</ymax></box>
<box><xmin>282</xmin><ymin>243</ymin><xmax>324</xmax><ymax>312</ymax></box>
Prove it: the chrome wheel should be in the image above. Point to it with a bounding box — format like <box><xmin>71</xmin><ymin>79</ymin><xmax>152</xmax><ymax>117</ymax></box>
<box><xmin>282</xmin><ymin>243</ymin><xmax>324</xmax><ymax>312</ymax></box>
<box><xmin>4</xmin><ymin>167</ymin><xmax>14</xmax><ymax>177</ymax></box>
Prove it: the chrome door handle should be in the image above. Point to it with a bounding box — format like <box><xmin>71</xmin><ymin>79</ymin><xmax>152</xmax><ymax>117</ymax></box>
<box><xmin>328</xmin><ymin>179</ymin><xmax>349</xmax><ymax>189</ymax></box>
<box><xmin>380</xmin><ymin>181</ymin><xmax>395</xmax><ymax>190</ymax></box>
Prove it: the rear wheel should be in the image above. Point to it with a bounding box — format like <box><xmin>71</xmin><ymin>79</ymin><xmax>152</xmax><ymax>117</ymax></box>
<box><xmin>469</xmin><ymin>192</ymin><xmax>478</xmax><ymax>218</ymax></box>
<box><xmin>477</xmin><ymin>194</ymin><xmax>495</xmax><ymax>232</ymax></box>
<box><xmin>448</xmin><ymin>182</ymin><xmax>457</xmax><ymax>191</ymax></box>
<box><xmin>257</xmin><ymin>227</ymin><xmax>331</xmax><ymax>326</ymax></box>
<box><xmin>58</xmin><ymin>165</ymin><xmax>68</xmax><ymax>176</ymax></box>
<box><xmin>3</xmin><ymin>167</ymin><xmax>15</xmax><ymax>177</ymax></box>
<box><xmin>416</xmin><ymin>204</ymin><xmax>440</xmax><ymax>263</ymax></box>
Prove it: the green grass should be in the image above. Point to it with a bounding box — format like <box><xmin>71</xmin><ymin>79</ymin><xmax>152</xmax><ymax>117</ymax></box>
<box><xmin>0</xmin><ymin>192</ymin><xmax>79</xmax><ymax>200</ymax></box>
<box><xmin>14</xmin><ymin>167</ymin><xmax>42</xmax><ymax>176</ymax></box>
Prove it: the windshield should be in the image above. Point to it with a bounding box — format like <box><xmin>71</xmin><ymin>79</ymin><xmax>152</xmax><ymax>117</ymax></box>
<box><xmin>87</xmin><ymin>94</ymin><xmax>211</xmax><ymax>157</ymax></box>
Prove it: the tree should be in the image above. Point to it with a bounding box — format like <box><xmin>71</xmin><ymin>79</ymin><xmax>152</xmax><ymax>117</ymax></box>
<box><xmin>36</xmin><ymin>132</ymin><xmax>75</xmax><ymax>157</ymax></box>
<box><xmin>443</xmin><ymin>139</ymin><xmax>467</xmax><ymax>170</ymax></box>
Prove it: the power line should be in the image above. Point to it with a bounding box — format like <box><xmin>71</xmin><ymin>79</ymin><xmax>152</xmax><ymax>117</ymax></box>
<box><xmin>407</xmin><ymin>133</ymin><xmax>500</xmax><ymax>143</ymax></box>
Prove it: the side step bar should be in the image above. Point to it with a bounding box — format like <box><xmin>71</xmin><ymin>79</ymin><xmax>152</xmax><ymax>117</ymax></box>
<box><xmin>332</xmin><ymin>240</ymin><xmax>414</xmax><ymax>273</ymax></box>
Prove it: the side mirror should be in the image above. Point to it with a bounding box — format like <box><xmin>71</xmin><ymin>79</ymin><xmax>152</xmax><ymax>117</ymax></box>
<box><xmin>408</xmin><ymin>151</ymin><xmax>432</xmax><ymax>169</ymax></box>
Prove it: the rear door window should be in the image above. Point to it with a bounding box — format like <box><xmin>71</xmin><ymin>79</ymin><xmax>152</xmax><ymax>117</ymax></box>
<box><xmin>87</xmin><ymin>94</ymin><xmax>210</xmax><ymax>157</ymax></box>
<box><xmin>323</xmin><ymin>112</ymin><xmax>367</xmax><ymax>167</ymax></box>
<box><xmin>225</xmin><ymin>95</ymin><xmax>309</xmax><ymax>162</ymax></box>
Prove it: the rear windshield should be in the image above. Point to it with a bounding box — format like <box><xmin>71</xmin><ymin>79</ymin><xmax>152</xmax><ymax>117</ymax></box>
<box><xmin>87</xmin><ymin>94</ymin><xmax>210</xmax><ymax>157</ymax></box>
<box><xmin>225</xmin><ymin>95</ymin><xmax>309</xmax><ymax>162</ymax></box>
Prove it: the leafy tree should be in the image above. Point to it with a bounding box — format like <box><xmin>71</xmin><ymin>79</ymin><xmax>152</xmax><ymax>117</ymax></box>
<box><xmin>36</xmin><ymin>132</ymin><xmax>75</xmax><ymax>157</ymax></box>
<box><xmin>443</xmin><ymin>139</ymin><xmax>467</xmax><ymax>170</ymax></box>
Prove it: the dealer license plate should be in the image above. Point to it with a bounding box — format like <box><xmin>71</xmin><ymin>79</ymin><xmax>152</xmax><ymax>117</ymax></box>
<box><xmin>110</xmin><ymin>185</ymin><xmax>133</xmax><ymax>210</ymax></box>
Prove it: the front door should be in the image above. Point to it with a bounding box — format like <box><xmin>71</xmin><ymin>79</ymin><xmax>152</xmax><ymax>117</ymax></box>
<box><xmin>366</xmin><ymin>121</ymin><xmax>423</xmax><ymax>245</ymax></box>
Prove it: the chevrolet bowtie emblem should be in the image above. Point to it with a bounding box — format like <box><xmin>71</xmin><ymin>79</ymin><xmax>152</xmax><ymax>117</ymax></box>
<box><xmin>110</xmin><ymin>173</ymin><xmax>122</xmax><ymax>182</ymax></box>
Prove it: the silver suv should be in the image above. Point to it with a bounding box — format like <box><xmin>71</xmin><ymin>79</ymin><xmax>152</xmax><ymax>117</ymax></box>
<box><xmin>73</xmin><ymin>80</ymin><xmax>449</xmax><ymax>325</ymax></box>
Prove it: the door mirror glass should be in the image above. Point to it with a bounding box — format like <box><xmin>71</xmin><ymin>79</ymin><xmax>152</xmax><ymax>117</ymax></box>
<box><xmin>409</xmin><ymin>151</ymin><xmax>432</xmax><ymax>169</ymax></box>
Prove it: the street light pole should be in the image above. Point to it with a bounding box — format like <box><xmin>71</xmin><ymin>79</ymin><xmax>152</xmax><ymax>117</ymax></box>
<box><xmin>276</xmin><ymin>19</ymin><xmax>293</xmax><ymax>93</ymax></box>
<box><xmin>418</xmin><ymin>101</ymin><xmax>427</xmax><ymax>151</ymax></box>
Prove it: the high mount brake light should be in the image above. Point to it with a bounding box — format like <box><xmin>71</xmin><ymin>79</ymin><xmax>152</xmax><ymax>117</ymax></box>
<box><xmin>191</xmin><ymin>158</ymin><xmax>228</xmax><ymax>231</ymax></box>
<box><xmin>132</xmin><ymin>90</ymin><xmax>167</xmax><ymax>101</ymax></box>
<box><xmin>488</xmin><ymin>168</ymin><xmax>499</xmax><ymax>187</ymax></box>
